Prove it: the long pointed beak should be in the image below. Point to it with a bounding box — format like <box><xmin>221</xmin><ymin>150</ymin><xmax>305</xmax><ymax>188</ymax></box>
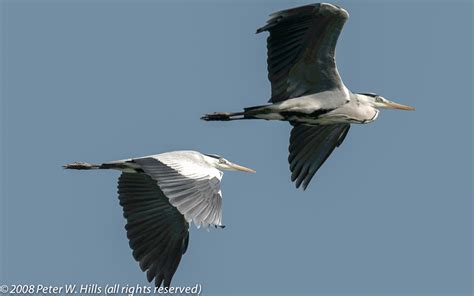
<box><xmin>385</xmin><ymin>100</ymin><xmax>415</xmax><ymax>111</ymax></box>
<box><xmin>228</xmin><ymin>163</ymin><xmax>256</xmax><ymax>173</ymax></box>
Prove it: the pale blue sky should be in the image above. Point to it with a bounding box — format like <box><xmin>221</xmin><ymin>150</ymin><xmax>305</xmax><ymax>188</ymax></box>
<box><xmin>1</xmin><ymin>1</ymin><xmax>472</xmax><ymax>295</ymax></box>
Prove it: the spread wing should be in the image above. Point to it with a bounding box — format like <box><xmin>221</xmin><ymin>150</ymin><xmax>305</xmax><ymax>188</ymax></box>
<box><xmin>133</xmin><ymin>157</ymin><xmax>223</xmax><ymax>228</ymax></box>
<box><xmin>118</xmin><ymin>172</ymin><xmax>189</xmax><ymax>288</ymax></box>
<box><xmin>118</xmin><ymin>154</ymin><xmax>224</xmax><ymax>288</ymax></box>
<box><xmin>257</xmin><ymin>3</ymin><xmax>349</xmax><ymax>103</ymax></box>
<box><xmin>288</xmin><ymin>124</ymin><xmax>350</xmax><ymax>190</ymax></box>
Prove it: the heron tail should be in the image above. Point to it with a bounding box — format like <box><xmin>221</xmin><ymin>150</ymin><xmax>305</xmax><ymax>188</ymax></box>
<box><xmin>63</xmin><ymin>162</ymin><xmax>101</xmax><ymax>170</ymax></box>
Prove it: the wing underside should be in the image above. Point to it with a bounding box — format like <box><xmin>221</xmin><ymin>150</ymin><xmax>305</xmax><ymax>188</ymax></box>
<box><xmin>118</xmin><ymin>172</ymin><xmax>189</xmax><ymax>288</ymax></box>
<box><xmin>288</xmin><ymin>124</ymin><xmax>350</xmax><ymax>189</ymax></box>
<box><xmin>257</xmin><ymin>3</ymin><xmax>349</xmax><ymax>103</ymax></box>
<box><xmin>132</xmin><ymin>157</ymin><xmax>223</xmax><ymax>228</ymax></box>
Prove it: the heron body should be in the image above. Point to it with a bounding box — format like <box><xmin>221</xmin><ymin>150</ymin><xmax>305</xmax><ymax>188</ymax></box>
<box><xmin>202</xmin><ymin>3</ymin><xmax>414</xmax><ymax>189</ymax></box>
<box><xmin>64</xmin><ymin>150</ymin><xmax>254</xmax><ymax>288</ymax></box>
<box><xmin>245</xmin><ymin>91</ymin><xmax>380</xmax><ymax>125</ymax></box>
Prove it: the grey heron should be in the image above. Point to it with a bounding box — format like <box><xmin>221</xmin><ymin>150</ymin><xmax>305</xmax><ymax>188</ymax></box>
<box><xmin>202</xmin><ymin>3</ymin><xmax>414</xmax><ymax>190</ymax></box>
<box><xmin>64</xmin><ymin>150</ymin><xmax>254</xmax><ymax>287</ymax></box>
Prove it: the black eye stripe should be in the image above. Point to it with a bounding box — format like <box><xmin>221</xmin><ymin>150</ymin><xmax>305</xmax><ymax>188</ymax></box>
<box><xmin>359</xmin><ymin>92</ymin><xmax>377</xmax><ymax>97</ymax></box>
<box><xmin>205</xmin><ymin>154</ymin><xmax>222</xmax><ymax>159</ymax></box>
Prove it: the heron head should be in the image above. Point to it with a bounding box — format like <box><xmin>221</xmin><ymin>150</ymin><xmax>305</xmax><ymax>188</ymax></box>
<box><xmin>205</xmin><ymin>154</ymin><xmax>256</xmax><ymax>173</ymax></box>
<box><xmin>359</xmin><ymin>93</ymin><xmax>415</xmax><ymax>111</ymax></box>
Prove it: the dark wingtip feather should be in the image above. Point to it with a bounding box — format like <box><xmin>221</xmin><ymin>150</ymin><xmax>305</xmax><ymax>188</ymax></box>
<box><xmin>155</xmin><ymin>274</ymin><xmax>164</xmax><ymax>288</ymax></box>
<box><xmin>163</xmin><ymin>276</ymin><xmax>172</xmax><ymax>288</ymax></box>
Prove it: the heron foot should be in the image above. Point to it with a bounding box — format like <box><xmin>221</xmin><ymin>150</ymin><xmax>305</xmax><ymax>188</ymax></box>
<box><xmin>63</xmin><ymin>162</ymin><xmax>99</xmax><ymax>170</ymax></box>
<box><xmin>201</xmin><ymin>112</ymin><xmax>233</xmax><ymax>121</ymax></box>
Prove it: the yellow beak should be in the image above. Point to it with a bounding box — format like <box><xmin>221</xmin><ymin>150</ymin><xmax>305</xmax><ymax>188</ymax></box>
<box><xmin>385</xmin><ymin>101</ymin><xmax>415</xmax><ymax>111</ymax></box>
<box><xmin>229</xmin><ymin>163</ymin><xmax>256</xmax><ymax>173</ymax></box>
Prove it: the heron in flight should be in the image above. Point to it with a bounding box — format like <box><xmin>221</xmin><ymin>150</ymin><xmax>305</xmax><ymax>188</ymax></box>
<box><xmin>202</xmin><ymin>3</ymin><xmax>414</xmax><ymax>190</ymax></box>
<box><xmin>64</xmin><ymin>150</ymin><xmax>254</xmax><ymax>287</ymax></box>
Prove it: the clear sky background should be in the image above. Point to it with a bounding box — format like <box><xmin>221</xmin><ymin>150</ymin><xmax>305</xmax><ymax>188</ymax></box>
<box><xmin>1</xmin><ymin>1</ymin><xmax>472</xmax><ymax>295</ymax></box>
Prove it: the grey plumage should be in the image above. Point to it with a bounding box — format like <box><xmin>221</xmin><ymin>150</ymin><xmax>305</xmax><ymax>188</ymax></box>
<box><xmin>64</xmin><ymin>150</ymin><xmax>254</xmax><ymax>287</ymax></box>
<box><xmin>258</xmin><ymin>3</ymin><xmax>348</xmax><ymax>103</ymax></box>
<box><xmin>118</xmin><ymin>172</ymin><xmax>189</xmax><ymax>288</ymax></box>
<box><xmin>289</xmin><ymin>124</ymin><xmax>349</xmax><ymax>190</ymax></box>
<box><xmin>133</xmin><ymin>157</ymin><xmax>222</xmax><ymax>228</ymax></box>
<box><xmin>202</xmin><ymin>3</ymin><xmax>414</xmax><ymax>189</ymax></box>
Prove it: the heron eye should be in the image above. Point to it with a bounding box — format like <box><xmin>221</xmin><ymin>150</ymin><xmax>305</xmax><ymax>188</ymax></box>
<box><xmin>376</xmin><ymin>96</ymin><xmax>383</xmax><ymax>102</ymax></box>
<box><xmin>219</xmin><ymin>158</ymin><xmax>225</xmax><ymax>164</ymax></box>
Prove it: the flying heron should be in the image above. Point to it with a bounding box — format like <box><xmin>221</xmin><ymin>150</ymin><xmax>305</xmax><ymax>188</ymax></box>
<box><xmin>64</xmin><ymin>150</ymin><xmax>254</xmax><ymax>287</ymax></box>
<box><xmin>202</xmin><ymin>3</ymin><xmax>414</xmax><ymax>190</ymax></box>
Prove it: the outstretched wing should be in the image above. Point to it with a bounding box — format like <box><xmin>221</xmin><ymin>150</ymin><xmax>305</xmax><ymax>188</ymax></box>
<box><xmin>288</xmin><ymin>124</ymin><xmax>350</xmax><ymax>190</ymax></box>
<box><xmin>133</xmin><ymin>156</ymin><xmax>223</xmax><ymax>228</ymax></box>
<box><xmin>257</xmin><ymin>3</ymin><xmax>349</xmax><ymax>103</ymax></box>
<box><xmin>118</xmin><ymin>172</ymin><xmax>189</xmax><ymax>288</ymax></box>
